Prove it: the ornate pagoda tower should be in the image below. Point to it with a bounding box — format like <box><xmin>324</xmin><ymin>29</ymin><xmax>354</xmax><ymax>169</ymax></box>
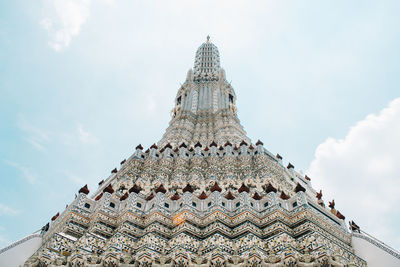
<box><xmin>10</xmin><ymin>38</ymin><xmax>399</xmax><ymax>267</ymax></box>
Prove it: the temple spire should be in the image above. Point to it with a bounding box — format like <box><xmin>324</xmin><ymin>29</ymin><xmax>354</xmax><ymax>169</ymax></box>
<box><xmin>193</xmin><ymin>38</ymin><xmax>221</xmax><ymax>81</ymax></box>
<box><xmin>158</xmin><ymin>39</ymin><xmax>250</xmax><ymax>148</ymax></box>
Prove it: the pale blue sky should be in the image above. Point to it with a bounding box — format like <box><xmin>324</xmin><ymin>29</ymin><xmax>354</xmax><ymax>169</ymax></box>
<box><xmin>1</xmin><ymin>0</ymin><xmax>400</xmax><ymax>249</ymax></box>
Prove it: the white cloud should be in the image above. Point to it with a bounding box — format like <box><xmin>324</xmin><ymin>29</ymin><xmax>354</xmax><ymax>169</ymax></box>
<box><xmin>17</xmin><ymin>115</ymin><xmax>50</xmax><ymax>151</ymax></box>
<box><xmin>0</xmin><ymin>203</ymin><xmax>20</xmax><ymax>216</ymax></box>
<box><xmin>77</xmin><ymin>124</ymin><xmax>98</xmax><ymax>144</ymax></box>
<box><xmin>308</xmin><ymin>98</ymin><xmax>400</xmax><ymax>249</ymax></box>
<box><xmin>17</xmin><ymin>115</ymin><xmax>98</xmax><ymax>150</ymax></box>
<box><xmin>103</xmin><ymin>0</ymin><xmax>115</xmax><ymax>5</ymax></box>
<box><xmin>41</xmin><ymin>0</ymin><xmax>92</xmax><ymax>51</ymax></box>
<box><xmin>65</xmin><ymin>172</ymin><xmax>85</xmax><ymax>185</ymax></box>
<box><xmin>4</xmin><ymin>160</ymin><xmax>37</xmax><ymax>184</ymax></box>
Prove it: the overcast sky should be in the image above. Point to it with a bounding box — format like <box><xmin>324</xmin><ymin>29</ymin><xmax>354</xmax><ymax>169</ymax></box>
<box><xmin>1</xmin><ymin>0</ymin><xmax>399</xmax><ymax>250</ymax></box>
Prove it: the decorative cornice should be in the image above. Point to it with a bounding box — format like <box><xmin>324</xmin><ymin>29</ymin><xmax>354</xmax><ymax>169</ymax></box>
<box><xmin>352</xmin><ymin>232</ymin><xmax>400</xmax><ymax>260</ymax></box>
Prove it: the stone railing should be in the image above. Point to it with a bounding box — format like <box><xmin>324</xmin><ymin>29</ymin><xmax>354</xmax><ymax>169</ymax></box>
<box><xmin>0</xmin><ymin>233</ymin><xmax>41</xmax><ymax>255</ymax></box>
<box><xmin>353</xmin><ymin>231</ymin><xmax>400</xmax><ymax>260</ymax></box>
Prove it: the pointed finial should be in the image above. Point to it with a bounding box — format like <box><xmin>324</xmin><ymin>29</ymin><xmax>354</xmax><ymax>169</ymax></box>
<box><xmin>207</xmin><ymin>35</ymin><xmax>210</xmax><ymax>42</ymax></box>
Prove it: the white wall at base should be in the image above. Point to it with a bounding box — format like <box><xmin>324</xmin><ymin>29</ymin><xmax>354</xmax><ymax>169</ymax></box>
<box><xmin>0</xmin><ymin>234</ymin><xmax>42</xmax><ymax>267</ymax></box>
<box><xmin>352</xmin><ymin>234</ymin><xmax>400</xmax><ymax>267</ymax></box>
